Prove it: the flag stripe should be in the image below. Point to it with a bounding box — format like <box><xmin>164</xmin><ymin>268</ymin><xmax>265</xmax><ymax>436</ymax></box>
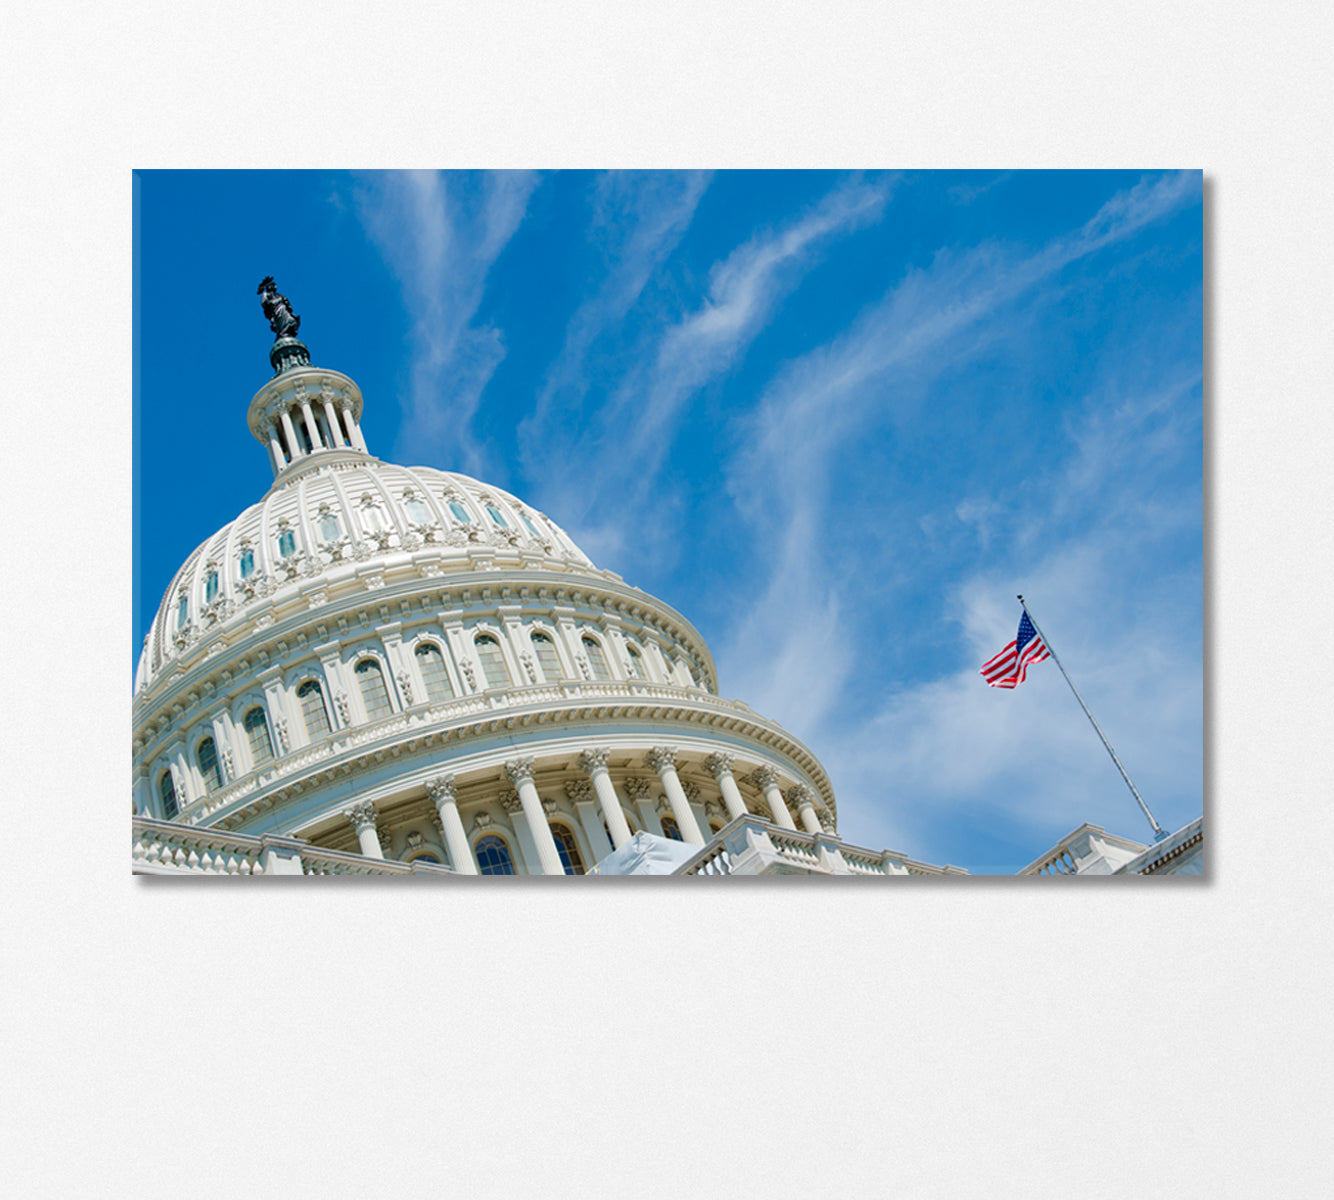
<box><xmin>979</xmin><ymin>614</ymin><xmax>1050</xmax><ymax>688</ymax></box>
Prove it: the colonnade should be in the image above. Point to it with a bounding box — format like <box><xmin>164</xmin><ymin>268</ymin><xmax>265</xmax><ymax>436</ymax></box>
<box><xmin>338</xmin><ymin>746</ymin><xmax>833</xmax><ymax>875</ymax></box>
<box><xmin>265</xmin><ymin>392</ymin><xmax>368</xmax><ymax>474</ymax></box>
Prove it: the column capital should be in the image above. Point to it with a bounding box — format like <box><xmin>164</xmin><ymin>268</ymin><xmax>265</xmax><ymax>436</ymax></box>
<box><xmin>704</xmin><ymin>752</ymin><xmax>736</xmax><ymax>780</ymax></box>
<box><xmin>565</xmin><ymin>780</ymin><xmax>594</xmax><ymax>803</ymax></box>
<box><xmin>647</xmin><ymin>746</ymin><xmax>678</xmax><ymax>774</ymax></box>
<box><xmin>785</xmin><ymin>783</ymin><xmax>816</xmax><ymax>810</ymax></box>
<box><xmin>624</xmin><ymin>776</ymin><xmax>653</xmax><ymax>800</ymax></box>
<box><xmin>751</xmin><ymin>765</ymin><xmax>781</xmax><ymax>790</ymax></box>
<box><xmin>578</xmin><ymin>747</ymin><xmax>611</xmax><ymax>775</ymax></box>
<box><xmin>818</xmin><ymin>807</ymin><xmax>837</xmax><ymax>834</ymax></box>
<box><xmin>426</xmin><ymin>775</ymin><xmax>457</xmax><ymax>804</ymax></box>
<box><xmin>346</xmin><ymin>800</ymin><xmax>378</xmax><ymax>833</ymax></box>
<box><xmin>505</xmin><ymin>757</ymin><xmax>536</xmax><ymax>786</ymax></box>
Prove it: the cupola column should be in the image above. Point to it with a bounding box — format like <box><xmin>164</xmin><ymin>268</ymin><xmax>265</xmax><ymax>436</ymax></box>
<box><xmin>321</xmin><ymin>395</ymin><xmax>346</xmax><ymax>447</ymax></box>
<box><xmin>787</xmin><ymin>784</ymin><xmax>824</xmax><ymax>835</ymax></box>
<box><xmin>340</xmin><ymin>404</ymin><xmax>369</xmax><ymax>453</ymax></box>
<box><xmin>266</xmin><ymin>425</ymin><xmax>287</xmax><ymax>472</ymax></box>
<box><xmin>705</xmin><ymin>752</ymin><xmax>750</xmax><ymax>822</ymax></box>
<box><xmin>427</xmin><ymin>776</ymin><xmax>476</xmax><ymax>874</ymax></box>
<box><xmin>646</xmin><ymin>747</ymin><xmax>706</xmax><ymax>845</ymax></box>
<box><xmin>578</xmin><ymin>748</ymin><xmax>633</xmax><ymax>849</ymax></box>
<box><xmin>298</xmin><ymin>397</ymin><xmax>323</xmax><ymax>450</ymax></box>
<box><xmin>279</xmin><ymin>408</ymin><xmax>306</xmax><ymax>461</ymax></box>
<box><xmin>505</xmin><ymin>758</ymin><xmax>566</xmax><ymax>875</ymax></box>
<box><xmin>751</xmin><ymin>767</ymin><xmax>797</xmax><ymax>830</ymax></box>
<box><xmin>346</xmin><ymin>801</ymin><xmax>384</xmax><ymax>859</ymax></box>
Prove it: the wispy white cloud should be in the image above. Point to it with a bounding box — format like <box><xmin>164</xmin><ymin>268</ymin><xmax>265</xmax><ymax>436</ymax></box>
<box><xmin>350</xmin><ymin>170</ymin><xmax>539</xmax><ymax>474</ymax></box>
<box><xmin>710</xmin><ymin>173</ymin><xmax>1202</xmax><ymax>863</ymax></box>
<box><xmin>534</xmin><ymin>174</ymin><xmax>894</xmax><ymax>571</ymax></box>
<box><xmin>519</xmin><ymin>170</ymin><xmax>712</xmax><ymax>464</ymax></box>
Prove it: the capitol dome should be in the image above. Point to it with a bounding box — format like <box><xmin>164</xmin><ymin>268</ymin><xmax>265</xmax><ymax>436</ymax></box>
<box><xmin>132</xmin><ymin>280</ymin><xmax>864</xmax><ymax>877</ymax></box>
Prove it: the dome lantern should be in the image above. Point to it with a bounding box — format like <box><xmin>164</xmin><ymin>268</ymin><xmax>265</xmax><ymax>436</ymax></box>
<box><xmin>249</xmin><ymin>277</ymin><xmax>372</xmax><ymax>479</ymax></box>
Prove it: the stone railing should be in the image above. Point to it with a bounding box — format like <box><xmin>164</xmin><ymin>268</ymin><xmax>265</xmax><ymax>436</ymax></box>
<box><xmin>676</xmin><ymin>815</ymin><xmax>965</xmax><ymax>877</ymax></box>
<box><xmin>1018</xmin><ymin>823</ymin><xmax>1150</xmax><ymax>877</ymax></box>
<box><xmin>132</xmin><ymin>815</ymin><xmax>454</xmax><ymax>877</ymax></box>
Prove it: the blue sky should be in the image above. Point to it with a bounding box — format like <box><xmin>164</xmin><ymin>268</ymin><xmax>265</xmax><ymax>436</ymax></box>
<box><xmin>134</xmin><ymin>169</ymin><xmax>1202</xmax><ymax>873</ymax></box>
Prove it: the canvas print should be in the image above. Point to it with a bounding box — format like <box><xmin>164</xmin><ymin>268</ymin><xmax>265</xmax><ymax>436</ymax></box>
<box><xmin>133</xmin><ymin>170</ymin><xmax>1203</xmax><ymax>876</ymax></box>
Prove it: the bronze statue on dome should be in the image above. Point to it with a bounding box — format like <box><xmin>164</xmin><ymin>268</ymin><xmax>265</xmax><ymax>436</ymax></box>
<box><xmin>257</xmin><ymin>276</ymin><xmax>301</xmax><ymax>339</ymax></box>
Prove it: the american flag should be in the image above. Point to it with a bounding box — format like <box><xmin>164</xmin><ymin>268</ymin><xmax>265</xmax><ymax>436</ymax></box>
<box><xmin>980</xmin><ymin>611</ymin><xmax>1051</xmax><ymax>688</ymax></box>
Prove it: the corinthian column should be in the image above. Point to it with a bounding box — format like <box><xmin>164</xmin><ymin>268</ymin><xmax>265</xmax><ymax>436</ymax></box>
<box><xmin>646</xmin><ymin>747</ymin><xmax>705</xmax><ymax>845</ymax></box>
<box><xmin>346</xmin><ymin>800</ymin><xmax>384</xmax><ymax>858</ymax></box>
<box><xmin>279</xmin><ymin>408</ymin><xmax>305</xmax><ymax>460</ymax></box>
<box><xmin>786</xmin><ymin>784</ymin><xmax>823</xmax><ymax>835</ymax></box>
<box><xmin>578</xmin><ymin>747</ymin><xmax>633</xmax><ymax>849</ymax></box>
<box><xmin>751</xmin><ymin>766</ymin><xmax>797</xmax><ymax>830</ymax></box>
<box><xmin>704</xmin><ymin>752</ymin><xmax>749</xmax><ymax>822</ymax></box>
<box><xmin>505</xmin><ymin>758</ymin><xmax>566</xmax><ymax>875</ymax></box>
<box><xmin>427</xmin><ymin>775</ymin><xmax>476</xmax><ymax>874</ymax></box>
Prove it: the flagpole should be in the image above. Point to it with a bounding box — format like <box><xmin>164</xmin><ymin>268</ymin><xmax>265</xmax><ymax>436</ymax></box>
<box><xmin>1017</xmin><ymin>595</ymin><xmax>1167</xmax><ymax>842</ymax></box>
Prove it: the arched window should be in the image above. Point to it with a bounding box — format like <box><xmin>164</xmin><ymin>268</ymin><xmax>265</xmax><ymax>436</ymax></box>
<box><xmin>660</xmin><ymin>814</ymin><xmax>683</xmax><ymax>841</ymax></box>
<box><xmin>625</xmin><ymin>643</ymin><xmax>643</xmax><ymax>679</ymax></box>
<box><xmin>474</xmin><ymin>634</ymin><xmax>510</xmax><ymax>689</ymax></box>
<box><xmin>550</xmin><ymin>823</ymin><xmax>586</xmax><ymax>875</ymax></box>
<box><xmin>530</xmin><ymin>632</ymin><xmax>562</xmax><ymax>682</ymax></box>
<box><xmin>709</xmin><ymin>821</ymin><xmax>722</xmax><ymax>836</ymax></box>
<box><xmin>415</xmin><ymin>643</ymin><xmax>454</xmax><ymax>703</ymax></box>
<box><xmin>447</xmin><ymin>500</ymin><xmax>471</xmax><ymax>524</ymax></box>
<box><xmin>197</xmin><ymin>737</ymin><xmax>222</xmax><ymax>791</ymax></box>
<box><xmin>475</xmin><ymin>834</ymin><xmax>516</xmax><ymax>875</ymax></box>
<box><xmin>409</xmin><ymin>852</ymin><xmax>442</xmax><ymax>865</ymax></box>
<box><xmin>583</xmin><ymin>636</ymin><xmax>611</xmax><ymax>680</ymax></box>
<box><xmin>356</xmin><ymin>658</ymin><xmax>393</xmax><ymax>720</ymax></box>
<box><xmin>277</xmin><ymin>528</ymin><xmax>296</xmax><ymax>559</ymax></box>
<box><xmin>243</xmin><ymin>706</ymin><xmax>273</xmax><ymax>765</ymax></box>
<box><xmin>158</xmin><ymin>770</ymin><xmax>179</xmax><ymax>819</ymax></box>
<box><xmin>204</xmin><ymin>570</ymin><xmax>219</xmax><ymax>603</ymax></box>
<box><xmin>297</xmin><ymin>679</ymin><xmax>330</xmax><ymax>738</ymax></box>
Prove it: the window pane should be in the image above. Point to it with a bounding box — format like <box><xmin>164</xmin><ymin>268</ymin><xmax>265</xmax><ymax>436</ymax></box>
<box><xmin>278</xmin><ymin>530</ymin><xmax>295</xmax><ymax>558</ymax></box>
<box><xmin>475</xmin><ymin>835</ymin><xmax>516</xmax><ymax>875</ymax></box>
<box><xmin>486</xmin><ymin>505</ymin><xmax>508</xmax><ymax>528</ymax></box>
<box><xmin>319</xmin><ymin>515</ymin><xmax>340</xmax><ymax>541</ymax></box>
<box><xmin>177</xmin><ymin>596</ymin><xmax>188</xmax><ymax>628</ymax></box>
<box><xmin>244</xmin><ymin>706</ymin><xmax>272</xmax><ymax>765</ymax></box>
<box><xmin>475</xmin><ymin>635</ymin><xmax>510</xmax><ymax>689</ymax></box>
<box><xmin>448</xmin><ymin>501</ymin><xmax>471</xmax><ymax>524</ymax></box>
<box><xmin>406</xmin><ymin>498</ymin><xmax>430</xmax><ymax>524</ymax></box>
<box><xmin>551</xmin><ymin>823</ymin><xmax>585</xmax><ymax>875</ymax></box>
<box><xmin>205</xmin><ymin>571</ymin><xmax>219</xmax><ymax>602</ymax></box>
<box><xmin>625</xmin><ymin>644</ymin><xmax>642</xmax><ymax>678</ymax></box>
<box><xmin>415</xmin><ymin>643</ymin><xmax>454</xmax><ymax>703</ymax></box>
<box><xmin>239</xmin><ymin>549</ymin><xmax>254</xmax><ymax>579</ymax></box>
<box><xmin>521</xmin><ymin>514</ymin><xmax>540</xmax><ymax>538</ymax></box>
<box><xmin>531</xmin><ymin>633</ymin><xmax>562</xmax><ymax>682</ymax></box>
<box><xmin>356</xmin><ymin>659</ymin><xmax>393</xmax><ymax>719</ymax></box>
<box><xmin>197</xmin><ymin>737</ymin><xmax>222</xmax><ymax>791</ymax></box>
<box><xmin>583</xmin><ymin>636</ymin><xmax>611</xmax><ymax>680</ymax></box>
<box><xmin>661</xmin><ymin>815</ymin><xmax>683</xmax><ymax>841</ymax></box>
<box><xmin>159</xmin><ymin>771</ymin><xmax>178</xmax><ymax>819</ymax></box>
<box><xmin>298</xmin><ymin>680</ymin><xmax>330</xmax><ymax>737</ymax></box>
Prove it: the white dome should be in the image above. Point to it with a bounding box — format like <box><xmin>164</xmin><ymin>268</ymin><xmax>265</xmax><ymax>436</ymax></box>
<box><xmin>137</xmin><ymin>460</ymin><xmax>601</xmax><ymax>694</ymax></box>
